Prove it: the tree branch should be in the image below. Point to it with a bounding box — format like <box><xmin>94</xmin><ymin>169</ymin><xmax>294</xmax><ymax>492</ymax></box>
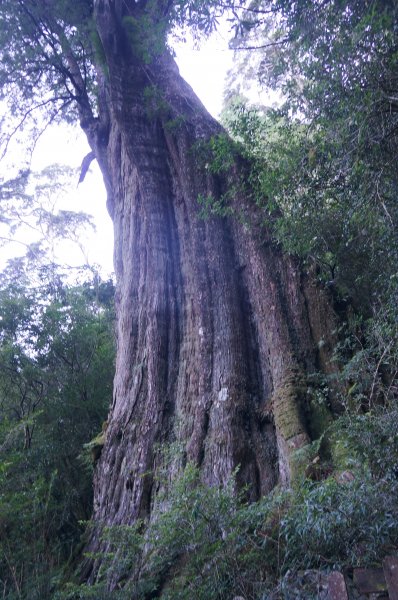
<box><xmin>78</xmin><ymin>151</ymin><xmax>96</xmax><ymax>185</ymax></box>
<box><xmin>0</xmin><ymin>96</ymin><xmax>71</xmax><ymax>161</ymax></box>
<box><xmin>230</xmin><ymin>38</ymin><xmax>289</xmax><ymax>51</ymax></box>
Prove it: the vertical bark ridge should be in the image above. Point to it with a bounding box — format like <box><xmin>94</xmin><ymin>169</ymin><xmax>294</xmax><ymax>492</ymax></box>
<box><xmin>87</xmin><ymin>1</ymin><xmax>339</xmax><ymax>580</ymax></box>
<box><xmin>163</xmin><ymin>122</ymin><xmax>280</xmax><ymax>495</ymax></box>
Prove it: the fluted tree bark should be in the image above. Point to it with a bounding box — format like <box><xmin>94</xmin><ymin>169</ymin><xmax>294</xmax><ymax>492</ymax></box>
<box><xmin>0</xmin><ymin>0</ymin><xmax>338</xmax><ymax>583</ymax></box>
<box><xmin>80</xmin><ymin>1</ymin><xmax>338</xmax><ymax>571</ymax></box>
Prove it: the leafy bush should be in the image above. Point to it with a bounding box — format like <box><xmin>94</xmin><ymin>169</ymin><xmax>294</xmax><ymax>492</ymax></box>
<box><xmin>282</xmin><ymin>476</ymin><xmax>398</xmax><ymax>570</ymax></box>
<box><xmin>0</xmin><ymin>270</ymin><xmax>115</xmax><ymax>599</ymax></box>
<box><xmin>66</xmin><ymin>400</ymin><xmax>398</xmax><ymax>599</ymax></box>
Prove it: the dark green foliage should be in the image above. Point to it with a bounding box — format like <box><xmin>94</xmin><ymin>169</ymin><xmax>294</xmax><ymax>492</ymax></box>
<box><xmin>283</xmin><ymin>475</ymin><xmax>398</xmax><ymax>570</ymax></box>
<box><xmin>122</xmin><ymin>13</ymin><xmax>169</xmax><ymax>64</ymax></box>
<box><xmin>0</xmin><ymin>264</ymin><xmax>115</xmax><ymax>599</ymax></box>
<box><xmin>143</xmin><ymin>85</ymin><xmax>170</xmax><ymax>120</ymax></box>
<box><xmin>222</xmin><ymin>98</ymin><xmax>398</xmax><ymax>312</ymax></box>
<box><xmin>61</xmin><ymin>464</ymin><xmax>280</xmax><ymax>599</ymax></box>
<box><xmin>330</xmin><ymin>288</ymin><xmax>398</xmax><ymax>410</ymax></box>
<box><xmin>197</xmin><ymin>192</ymin><xmax>234</xmax><ymax>219</ymax></box>
<box><xmin>225</xmin><ymin>1</ymin><xmax>398</xmax><ymax>304</ymax></box>
<box><xmin>222</xmin><ymin>1</ymin><xmax>398</xmax><ymax>409</ymax></box>
<box><xmin>59</xmin><ymin>405</ymin><xmax>398</xmax><ymax>598</ymax></box>
<box><xmin>170</xmin><ymin>0</ymin><xmax>245</xmax><ymax>38</ymax></box>
<box><xmin>282</xmin><ymin>401</ymin><xmax>398</xmax><ymax>571</ymax></box>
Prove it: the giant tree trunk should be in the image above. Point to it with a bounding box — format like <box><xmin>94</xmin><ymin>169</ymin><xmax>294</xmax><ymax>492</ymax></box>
<box><xmin>85</xmin><ymin>0</ymin><xmax>337</xmax><ymax>581</ymax></box>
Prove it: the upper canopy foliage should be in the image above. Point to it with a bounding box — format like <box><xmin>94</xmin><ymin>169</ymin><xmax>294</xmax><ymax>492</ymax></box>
<box><xmin>0</xmin><ymin>0</ymin><xmax>95</xmax><ymax>158</ymax></box>
<box><xmin>0</xmin><ymin>0</ymin><xmax>248</xmax><ymax>160</ymax></box>
<box><xmin>224</xmin><ymin>0</ymin><xmax>398</xmax><ymax>300</ymax></box>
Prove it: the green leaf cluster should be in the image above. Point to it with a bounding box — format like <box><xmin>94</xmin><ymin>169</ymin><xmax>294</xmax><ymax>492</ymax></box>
<box><xmin>223</xmin><ymin>1</ymin><xmax>398</xmax><ymax>407</ymax></box>
<box><xmin>61</xmin><ymin>406</ymin><xmax>398</xmax><ymax>598</ymax></box>
<box><xmin>0</xmin><ymin>264</ymin><xmax>115</xmax><ymax>599</ymax></box>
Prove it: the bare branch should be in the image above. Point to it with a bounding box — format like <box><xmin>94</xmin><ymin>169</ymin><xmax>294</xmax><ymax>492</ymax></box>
<box><xmin>0</xmin><ymin>96</ymin><xmax>71</xmax><ymax>161</ymax></box>
<box><xmin>78</xmin><ymin>151</ymin><xmax>96</xmax><ymax>185</ymax></box>
<box><xmin>230</xmin><ymin>37</ymin><xmax>289</xmax><ymax>51</ymax></box>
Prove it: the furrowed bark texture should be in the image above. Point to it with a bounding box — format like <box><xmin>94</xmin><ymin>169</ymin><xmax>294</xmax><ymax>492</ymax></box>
<box><xmin>86</xmin><ymin>0</ymin><xmax>337</xmax><ymax>579</ymax></box>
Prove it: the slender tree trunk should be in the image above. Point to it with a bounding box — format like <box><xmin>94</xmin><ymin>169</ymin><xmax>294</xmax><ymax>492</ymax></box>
<box><xmin>85</xmin><ymin>0</ymin><xmax>338</xmax><ymax>581</ymax></box>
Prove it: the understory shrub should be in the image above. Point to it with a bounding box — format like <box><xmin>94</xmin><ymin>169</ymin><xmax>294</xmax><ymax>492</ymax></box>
<box><xmin>62</xmin><ymin>406</ymin><xmax>398</xmax><ymax>599</ymax></box>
